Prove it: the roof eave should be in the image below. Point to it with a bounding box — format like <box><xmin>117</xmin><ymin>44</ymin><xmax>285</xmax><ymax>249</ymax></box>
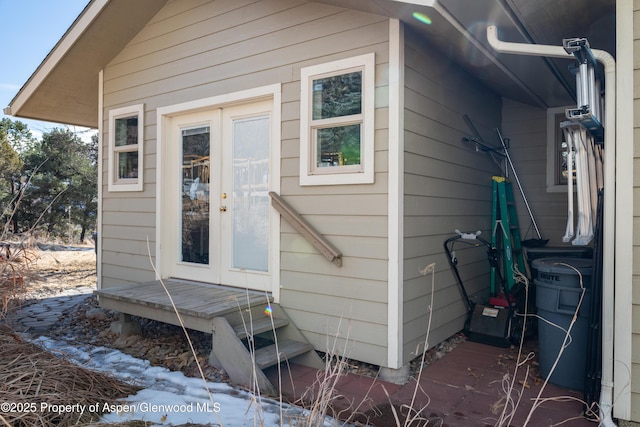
<box><xmin>5</xmin><ymin>0</ymin><xmax>167</xmax><ymax>128</ymax></box>
<box><xmin>5</xmin><ymin>0</ymin><xmax>109</xmax><ymax>128</ymax></box>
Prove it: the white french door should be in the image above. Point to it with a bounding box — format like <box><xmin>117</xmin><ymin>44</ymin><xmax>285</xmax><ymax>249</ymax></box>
<box><xmin>165</xmin><ymin>100</ymin><xmax>273</xmax><ymax>291</ymax></box>
<box><xmin>220</xmin><ymin>101</ymin><xmax>272</xmax><ymax>290</ymax></box>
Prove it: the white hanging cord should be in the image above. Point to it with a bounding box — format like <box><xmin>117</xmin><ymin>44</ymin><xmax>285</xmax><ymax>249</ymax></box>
<box><xmin>587</xmin><ymin>135</ymin><xmax>599</xmax><ymax>222</ymax></box>
<box><xmin>562</xmin><ymin>124</ymin><xmax>602</xmax><ymax>246</ymax></box>
<box><xmin>572</xmin><ymin>127</ymin><xmax>595</xmax><ymax>245</ymax></box>
<box><xmin>562</xmin><ymin>125</ymin><xmax>575</xmax><ymax>242</ymax></box>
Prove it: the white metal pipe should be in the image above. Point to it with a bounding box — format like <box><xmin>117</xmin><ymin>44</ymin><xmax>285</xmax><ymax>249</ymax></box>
<box><xmin>594</xmin><ymin>46</ymin><xmax>617</xmax><ymax>427</ymax></box>
<box><xmin>486</xmin><ymin>26</ymin><xmax>572</xmax><ymax>59</ymax></box>
<box><xmin>593</xmin><ymin>77</ymin><xmax>602</xmax><ymax>123</ymax></box>
<box><xmin>487</xmin><ymin>25</ymin><xmax>617</xmax><ymax>426</ymax></box>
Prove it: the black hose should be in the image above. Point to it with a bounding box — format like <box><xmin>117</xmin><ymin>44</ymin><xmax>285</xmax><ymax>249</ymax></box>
<box><xmin>583</xmin><ymin>189</ymin><xmax>603</xmax><ymax>412</ymax></box>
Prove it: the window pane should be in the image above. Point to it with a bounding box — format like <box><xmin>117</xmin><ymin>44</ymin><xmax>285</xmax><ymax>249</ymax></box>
<box><xmin>115</xmin><ymin>116</ymin><xmax>138</xmax><ymax>146</ymax></box>
<box><xmin>556</xmin><ymin>113</ymin><xmax>575</xmax><ymax>185</ymax></box>
<box><xmin>180</xmin><ymin>126</ymin><xmax>210</xmax><ymax>264</ymax></box>
<box><xmin>312</xmin><ymin>71</ymin><xmax>362</xmax><ymax>120</ymax></box>
<box><xmin>117</xmin><ymin>151</ymin><xmax>139</xmax><ymax>179</ymax></box>
<box><xmin>232</xmin><ymin>116</ymin><xmax>269</xmax><ymax>272</ymax></box>
<box><xmin>316</xmin><ymin>124</ymin><xmax>361</xmax><ymax>167</ymax></box>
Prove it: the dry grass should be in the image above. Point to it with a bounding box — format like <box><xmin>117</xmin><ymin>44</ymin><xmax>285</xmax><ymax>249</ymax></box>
<box><xmin>0</xmin><ymin>244</ymin><xmax>38</xmax><ymax>319</ymax></box>
<box><xmin>1</xmin><ymin>242</ymin><xmax>96</xmax><ymax>310</ymax></box>
<box><xmin>26</xmin><ymin>247</ymin><xmax>96</xmax><ymax>296</ymax></box>
<box><xmin>0</xmin><ymin>324</ymin><xmax>140</xmax><ymax>427</ymax></box>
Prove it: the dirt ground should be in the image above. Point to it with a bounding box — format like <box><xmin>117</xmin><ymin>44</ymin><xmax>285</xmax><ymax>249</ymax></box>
<box><xmin>28</xmin><ymin>246</ymin><xmax>98</xmax><ymax>296</ymax></box>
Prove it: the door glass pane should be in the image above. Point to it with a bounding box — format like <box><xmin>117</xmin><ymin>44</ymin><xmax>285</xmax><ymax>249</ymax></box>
<box><xmin>232</xmin><ymin>115</ymin><xmax>269</xmax><ymax>272</ymax></box>
<box><xmin>180</xmin><ymin>126</ymin><xmax>210</xmax><ymax>264</ymax></box>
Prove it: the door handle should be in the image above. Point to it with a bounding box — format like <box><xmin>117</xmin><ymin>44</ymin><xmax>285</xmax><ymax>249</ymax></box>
<box><xmin>219</xmin><ymin>206</ymin><xmax>227</xmax><ymax>212</ymax></box>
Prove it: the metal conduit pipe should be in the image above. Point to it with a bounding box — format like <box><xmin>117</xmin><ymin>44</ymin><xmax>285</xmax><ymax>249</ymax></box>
<box><xmin>486</xmin><ymin>26</ymin><xmax>617</xmax><ymax>427</ymax></box>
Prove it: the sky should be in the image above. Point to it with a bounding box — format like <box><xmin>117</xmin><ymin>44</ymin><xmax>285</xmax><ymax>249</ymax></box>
<box><xmin>0</xmin><ymin>0</ymin><xmax>93</xmax><ymax>140</ymax></box>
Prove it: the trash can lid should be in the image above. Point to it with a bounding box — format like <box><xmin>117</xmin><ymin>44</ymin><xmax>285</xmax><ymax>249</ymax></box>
<box><xmin>531</xmin><ymin>257</ymin><xmax>593</xmax><ymax>275</ymax></box>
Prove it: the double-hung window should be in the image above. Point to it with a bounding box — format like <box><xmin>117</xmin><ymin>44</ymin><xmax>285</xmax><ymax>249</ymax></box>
<box><xmin>546</xmin><ymin>106</ymin><xmax>575</xmax><ymax>192</ymax></box>
<box><xmin>108</xmin><ymin>104</ymin><xmax>144</xmax><ymax>191</ymax></box>
<box><xmin>300</xmin><ymin>53</ymin><xmax>375</xmax><ymax>185</ymax></box>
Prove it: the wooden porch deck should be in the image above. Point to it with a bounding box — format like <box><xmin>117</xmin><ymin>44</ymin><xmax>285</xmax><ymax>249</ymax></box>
<box><xmin>94</xmin><ymin>279</ymin><xmax>273</xmax><ymax>333</ymax></box>
<box><xmin>94</xmin><ymin>279</ymin><xmax>324</xmax><ymax>394</ymax></box>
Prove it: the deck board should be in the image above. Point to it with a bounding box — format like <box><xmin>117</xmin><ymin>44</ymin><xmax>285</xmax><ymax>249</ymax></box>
<box><xmin>95</xmin><ymin>280</ymin><xmax>273</xmax><ymax>319</ymax></box>
<box><xmin>140</xmin><ymin>287</ymin><xmax>239</xmax><ymax>308</ymax></box>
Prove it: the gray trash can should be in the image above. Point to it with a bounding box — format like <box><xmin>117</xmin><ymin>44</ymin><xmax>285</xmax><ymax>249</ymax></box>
<box><xmin>533</xmin><ymin>258</ymin><xmax>592</xmax><ymax>391</ymax></box>
<box><xmin>527</xmin><ymin>246</ymin><xmax>592</xmax><ymax>281</ymax></box>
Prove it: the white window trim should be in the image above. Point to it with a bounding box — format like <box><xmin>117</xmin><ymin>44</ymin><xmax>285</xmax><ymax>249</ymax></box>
<box><xmin>300</xmin><ymin>53</ymin><xmax>375</xmax><ymax>186</ymax></box>
<box><xmin>546</xmin><ymin>106</ymin><xmax>573</xmax><ymax>193</ymax></box>
<box><xmin>108</xmin><ymin>104</ymin><xmax>144</xmax><ymax>192</ymax></box>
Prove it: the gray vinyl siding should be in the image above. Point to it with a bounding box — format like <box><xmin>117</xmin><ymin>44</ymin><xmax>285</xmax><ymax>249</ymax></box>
<box><xmin>500</xmin><ymin>99</ymin><xmax>568</xmax><ymax>246</ymax></box>
<box><xmin>101</xmin><ymin>163</ymin><xmax>157</xmax><ymax>287</ymax></box>
<box><xmin>401</xmin><ymin>26</ymin><xmax>503</xmax><ymax>363</ymax></box>
<box><xmin>100</xmin><ymin>0</ymin><xmax>390</xmax><ymax>365</ymax></box>
<box><xmin>278</xmin><ymin>20</ymin><xmax>390</xmax><ymax>366</ymax></box>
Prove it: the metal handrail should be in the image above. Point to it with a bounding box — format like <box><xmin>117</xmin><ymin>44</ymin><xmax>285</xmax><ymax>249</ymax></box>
<box><xmin>268</xmin><ymin>191</ymin><xmax>342</xmax><ymax>267</ymax></box>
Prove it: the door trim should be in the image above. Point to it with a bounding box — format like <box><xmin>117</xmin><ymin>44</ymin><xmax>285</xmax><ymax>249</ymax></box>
<box><xmin>156</xmin><ymin>84</ymin><xmax>281</xmax><ymax>301</ymax></box>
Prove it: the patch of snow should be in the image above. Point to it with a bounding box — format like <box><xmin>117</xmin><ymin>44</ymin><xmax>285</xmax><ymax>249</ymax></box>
<box><xmin>30</xmin><ymin>336</ymin><xmax>338</xmax><ymax>426</ymax></box>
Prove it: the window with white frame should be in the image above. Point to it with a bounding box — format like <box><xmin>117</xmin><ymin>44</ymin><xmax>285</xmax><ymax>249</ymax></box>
<box><xmin>108</xmin><ymin>104</ymin><xmax>144</xmax><ymax>191</ymax></box>
<box><xmin>300</xmin><ymin>53</ymin><xmax>375</xmax><ymax>185</ymax></box>
<box><xmin>546</xmin><ymin>106</ymin><xmax>575</xmax><ymax>192</ymax></box>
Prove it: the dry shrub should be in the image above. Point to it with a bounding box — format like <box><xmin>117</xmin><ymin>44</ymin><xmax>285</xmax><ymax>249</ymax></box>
<box><xmin>0</xmin><ymin>324</ymin><xmax>140</xmax><ymax>427</ymax></box>
<box><xmin>0</xmin><ymin>243</ymin><xmax>37</xmax><ymax>319</ymax></box>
